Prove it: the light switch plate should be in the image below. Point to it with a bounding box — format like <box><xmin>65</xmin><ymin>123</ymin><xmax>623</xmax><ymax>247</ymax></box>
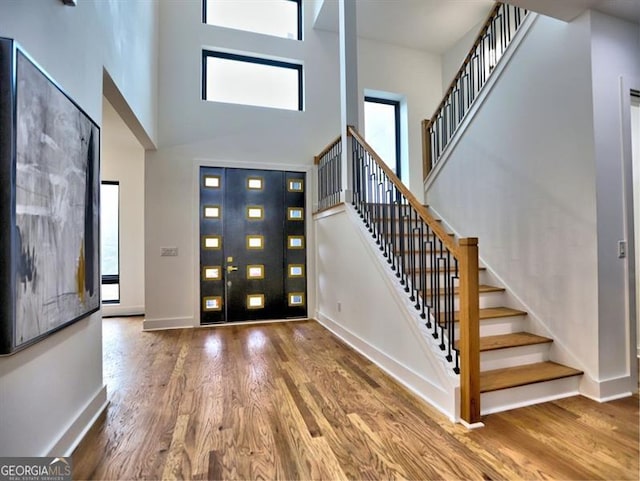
<box><xmin>618</xmin><ymin>240</ymin><xmax>626</xmax><ymax>259</ymax></box>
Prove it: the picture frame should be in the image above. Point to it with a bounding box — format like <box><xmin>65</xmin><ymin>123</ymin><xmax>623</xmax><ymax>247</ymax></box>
<box><xmin>0</xmin><ymin>38</ymin><xmax>100</xmax><ymax>355</ymax></box>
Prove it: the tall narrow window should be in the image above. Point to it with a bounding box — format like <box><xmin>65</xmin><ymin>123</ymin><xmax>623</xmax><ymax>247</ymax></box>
<box><xmin>101</xmin><ymin>181</ymin><xmax>119</xmax><ymax>304</ymax></box>
<box><xmin>203</xmin><ymin>50</ymin><xmax>303</xmax><ymax>111</ymax></box>
<box><xmin>203</xmin><ymin>0</ymin><xmax>302</xmax><ymax>41</ymax></box>
<box><xmin>364</xmin><ymin>97</ymin><xmax>401</xmax><ymax>177</ymax></box>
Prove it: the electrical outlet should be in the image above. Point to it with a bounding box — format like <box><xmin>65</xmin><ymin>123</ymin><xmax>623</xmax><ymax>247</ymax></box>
<box><xmin>618</xmin><ymin>240</ymin><xmax>626</xmax><ymax>259</ymax></box>
<box><xmin>337</xmin><ymin>302</ymin><xmax>342</xmax><ymax>312</ymax></box>
<box><xmin>161</xmin><ymin>247</ymin><xmax>178</xmax><ymax>257</ymax></box>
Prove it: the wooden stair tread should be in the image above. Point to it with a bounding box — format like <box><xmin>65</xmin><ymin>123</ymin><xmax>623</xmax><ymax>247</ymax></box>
<box><xmin>442</xmin><ymin>307</ymin><xmax>527</xmax><ymax>323</ymax></box>
<box><xmin>480</xmin><ymin>361</ymin><xmax>582</xmax><ymax>393</ymax></box>
<box><xmin>455</xmin><ymin>332</ymin><xmax>552</xmax><ymax>351</ymax></box>
<box><xmin>425</xmin><ymin>284</ymin><xmax>504</xmax><ymax>297</ymax></box>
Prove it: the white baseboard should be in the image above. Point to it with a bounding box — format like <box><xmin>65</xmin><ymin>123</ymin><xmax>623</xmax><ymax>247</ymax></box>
<box><xmin>45</xmin><ymin>385</ymin><xmax>108</xmax><ymax>457</ymax></box>
<box><xmin>102</xmin><ymin>304</ymin><xmax>145</xmax><ymax>317</ymax></box>
<box><xmin>316</xmin><ymin>311</ymin><xmax>456</xmax><ymax>422</ymax></box>
<box><xmin>580</xmin><ymin>372</ymin><xmax>634</xmax><ymax>402</ymax></box>
<box><xmin>143</xmin><ymin>316</ymin><xmax>195</xmax><ymax>331</ymax></box>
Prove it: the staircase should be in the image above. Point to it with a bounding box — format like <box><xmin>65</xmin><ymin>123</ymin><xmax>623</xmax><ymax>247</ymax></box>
<box><xmin>422</xmin><ymin>208</ymin><xmax>583</xmax><ymax>414</ymax></box>
<box><xmin>314</xmin><ymin>2</ymin><xmax>583</xmax><ymax>424</ymax></box>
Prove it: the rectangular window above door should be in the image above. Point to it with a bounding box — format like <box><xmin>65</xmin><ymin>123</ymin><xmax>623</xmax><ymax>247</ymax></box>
<box><xmin>203</xmin><ymin>0</ymin><xmax>302</xmax><ymax>41</ymax></box>
<box><xmin>202</xmin><ymin>50</ymin><xmax>303</xmax><ymax>111</ymax></box>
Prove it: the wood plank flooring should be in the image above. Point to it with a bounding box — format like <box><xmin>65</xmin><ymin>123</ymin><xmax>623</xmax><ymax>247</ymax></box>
<box><xmin>72</xmin><ymin>317</ymin><xmax>639</xmax><ymax>480</ymax></box>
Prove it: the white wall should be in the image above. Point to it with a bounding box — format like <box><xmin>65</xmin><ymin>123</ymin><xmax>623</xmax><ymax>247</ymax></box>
<box><xmin>102</xmin><ymin>98</ymin><xmax>145</xmax><ymax>317</ymax></box>
<box><xmin>144</xmin><ymin>0</ymin><xmax>340</xmax><ymax>328</ymax></box>
<box><xmin>0</xmin><ymin>0</ymin><xmax>157</xmax><ymax>456</ymax></box>
<box><xmin>589</xmin><ymin>12</ymin><xmax>640</xmax><ymax>388</ymax></box>
<box><xmin>425</xmin><ymin>11</ymin><xmax>640</xmax><ymax>399</ymax></box>
<box><xmin>426</xmin><ymin>14</ymin><xmax>600</xmax><ymax>382</ymax></box>
<box><xmin>315</xmin><ymin>206</ymin><xmax>457</xmax><ymax>418</ymax></box>
<box><xmin>358</xmin><ymin>38</ymin><xmax>442</xmax><ymax>195</ymax></box>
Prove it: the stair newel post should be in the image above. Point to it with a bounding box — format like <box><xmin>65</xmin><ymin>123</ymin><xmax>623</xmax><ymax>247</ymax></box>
<box><xmin>422</xmin><ymin>119</ymin><xmax>432</xmax><ymax>180</ymax></box>
<box><xmin>458</xmin><ymin>237</ymin><xmax>481</xmax><ymax>425</ymax></box>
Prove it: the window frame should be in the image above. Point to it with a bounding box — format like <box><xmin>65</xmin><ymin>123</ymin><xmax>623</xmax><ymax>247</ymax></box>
<box><xmin>202</xmin><ymin>50</ymin><xmax>304</xmax><ymax>112</ymax></box>
<box><xmin>101</xmin><ymin>180</ymin><xmax>120</xmax><ymax>305</ymax></box>
<box><xmin>202</xmin><ymin>0</ymin><xmax>303</xmax><ymax>41</ymax></box>
<box><xmin>364</xmin><ymin>96</ymin><xmax>402</xmax><ymax>178</ymax></box>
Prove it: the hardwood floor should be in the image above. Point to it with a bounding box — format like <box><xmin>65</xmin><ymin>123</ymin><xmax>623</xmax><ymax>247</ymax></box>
<box><xmin>73</xmin><ymin>317</ymin><xmax>639</xmax><ymax>480</ymax></box>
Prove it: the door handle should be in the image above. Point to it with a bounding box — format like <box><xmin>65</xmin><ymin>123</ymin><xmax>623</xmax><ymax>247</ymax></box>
<box><xmin>227</xmin><ymin>265</ymin><xmax>238</xmax><ymax>273</ymax></box>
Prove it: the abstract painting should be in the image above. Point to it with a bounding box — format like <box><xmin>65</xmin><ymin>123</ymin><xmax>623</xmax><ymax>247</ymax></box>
<box><xmin>0</xmin><ymin>38</ymin><xmax>100</xmax><ymax>355</ymax></box>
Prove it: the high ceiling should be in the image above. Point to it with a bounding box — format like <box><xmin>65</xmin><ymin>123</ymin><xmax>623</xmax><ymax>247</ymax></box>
<box><xmin>313</xmin><ymin>0</ymin><xmax>640</xmax><ymax>55</ymax></box>
<box><xmin>314</xmin><ymin>0</ymin><xmax>495</xmax><ymax>54</ymax></box>
<box><xmin>507</xmin><ymin>0</ymin><xmax>640</xmax><ymax>23</ymax></box>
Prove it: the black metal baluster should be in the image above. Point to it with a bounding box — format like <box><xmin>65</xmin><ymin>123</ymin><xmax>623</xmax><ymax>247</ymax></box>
<box><xmin>445</xmin><ymin>250</ymin><xmax>453</xmax><ymax>362</ymax></box>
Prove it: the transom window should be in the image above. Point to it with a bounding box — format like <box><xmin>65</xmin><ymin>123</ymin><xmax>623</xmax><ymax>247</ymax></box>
<box><xmin>203</xmin><ymin>0</ymin><xmax>302</xmax><ymax>41</ymax></box>
<box><xmin>202</xmin><ymin>50</ymin><xmax>303</xmax><ymax>111</ymax></box>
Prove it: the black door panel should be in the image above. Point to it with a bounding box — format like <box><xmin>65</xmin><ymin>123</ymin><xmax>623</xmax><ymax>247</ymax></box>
<box><xmin>199</xmin><ymin>167</ymin><xmax>306</xmax><ymax>323</ymax></box>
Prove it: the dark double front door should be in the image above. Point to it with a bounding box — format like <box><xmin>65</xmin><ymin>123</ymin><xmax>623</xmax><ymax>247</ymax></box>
<box><xmin>199</xmin><ymin>167</ymin><xmax>306</xmax><ymax>323</ymax></box>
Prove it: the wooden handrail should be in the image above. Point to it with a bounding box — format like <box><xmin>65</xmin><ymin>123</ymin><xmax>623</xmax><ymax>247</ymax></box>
<box><xmin>347</xmin><ymin>126</ymin><xmax>480</xmax><ymax>425</ymax></box>
<box><xmin>426</xmin><ymin>2</ymin><xmax>502</xmax><ymax>130</ymax></box>
<box><xmin>347</xmin><ymin>126</ymin><xmax>458</xmax><ymax>256</ymax></box>
<box><xmin>314</xmin><ymin>134</ymin><xmax>342</xmax><ymax>165</ymax></box>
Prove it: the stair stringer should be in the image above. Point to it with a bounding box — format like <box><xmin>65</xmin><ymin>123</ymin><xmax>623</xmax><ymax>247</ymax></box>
<box><xmin>426</xmin><ymin>205</ymin><xmax>589</xmax><ymax>411</ymax></box>
<box><xmin>314</xmin><ymin>203</ymin><xmax>461</xmax><ymax>421</ymax></box>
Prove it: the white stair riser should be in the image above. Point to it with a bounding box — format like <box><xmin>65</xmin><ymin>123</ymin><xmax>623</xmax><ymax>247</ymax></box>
<box><xmin>450</xmin><ymin>315</ymin><xmax>527</xmax><ymax>338</ymax></box>
<box><xmin>480</xmin><ymin>343</ymin><xmax>551</xmax><ymax>371</ymax></box>
<box><xmin>481</xmin><ymin>376</ymin><xmax>581</xmax><ymax>415</ymax></box>
<box><xmin>417</xmin><ymin>291</ymin><xmax>505</xmax><ymax>311</ymax></box>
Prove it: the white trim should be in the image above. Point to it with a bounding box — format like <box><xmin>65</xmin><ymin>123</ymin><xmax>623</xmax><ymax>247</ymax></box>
<box><xmin>316</xmin><ymin>311</ymin><xmax>456</xmax><ymax>422</ymax></box>
<box><xmin>45</xmin><ymin>385</ymin><xmax>108</xmax><ymax>457</ymax></box>
<box><xmin>198</xmin><ymin>317</ymin><xmax>310</xmax><ymax>329</ymax></box>
<box><xmin>579</xmin><ymin>371</ymin><xmax>635</xmax><ymax>401</ymax></box>
<box><xmin>424</xmin><ymin>12</ymin><xmax>538</xmax><ymax>192</ymax></box>
<box><xmin>312</xmin><ymin>202</ymin><xmax>346</xmax><ymax>220</ymax></box>
<box><xmin>459</xmin><ymin>419</ymin><xmax>485</xmax><ymax>430</ymax></box>
<box><xmin>101</xmin><ymin>304</ymin><xmax>145</xmax><ymax>317</ymax></box>
<box><xmin>583</xmin><ymin>391</ymin><xmax>633</xmax><ymax>403</ymax></box>
<box><xmin>143</xmin><ymin>316</ymin><xmax>194</xmax><ymax>331</ymax></box>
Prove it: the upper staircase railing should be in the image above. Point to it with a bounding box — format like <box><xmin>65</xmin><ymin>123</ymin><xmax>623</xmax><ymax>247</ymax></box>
<box><xmin>423</xmin><ymin>2</ymin><xmax>529</xmax><ymax>178</ymax></box>
<box><xmin>314</xmin><ymin>134</ymin><xmax>342</xmax><ymax>211</ymax></box>
<box><xmin>315</xmin><ymin>128</ymin><xmax>481</xmax><ymax>425</ymax></box>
